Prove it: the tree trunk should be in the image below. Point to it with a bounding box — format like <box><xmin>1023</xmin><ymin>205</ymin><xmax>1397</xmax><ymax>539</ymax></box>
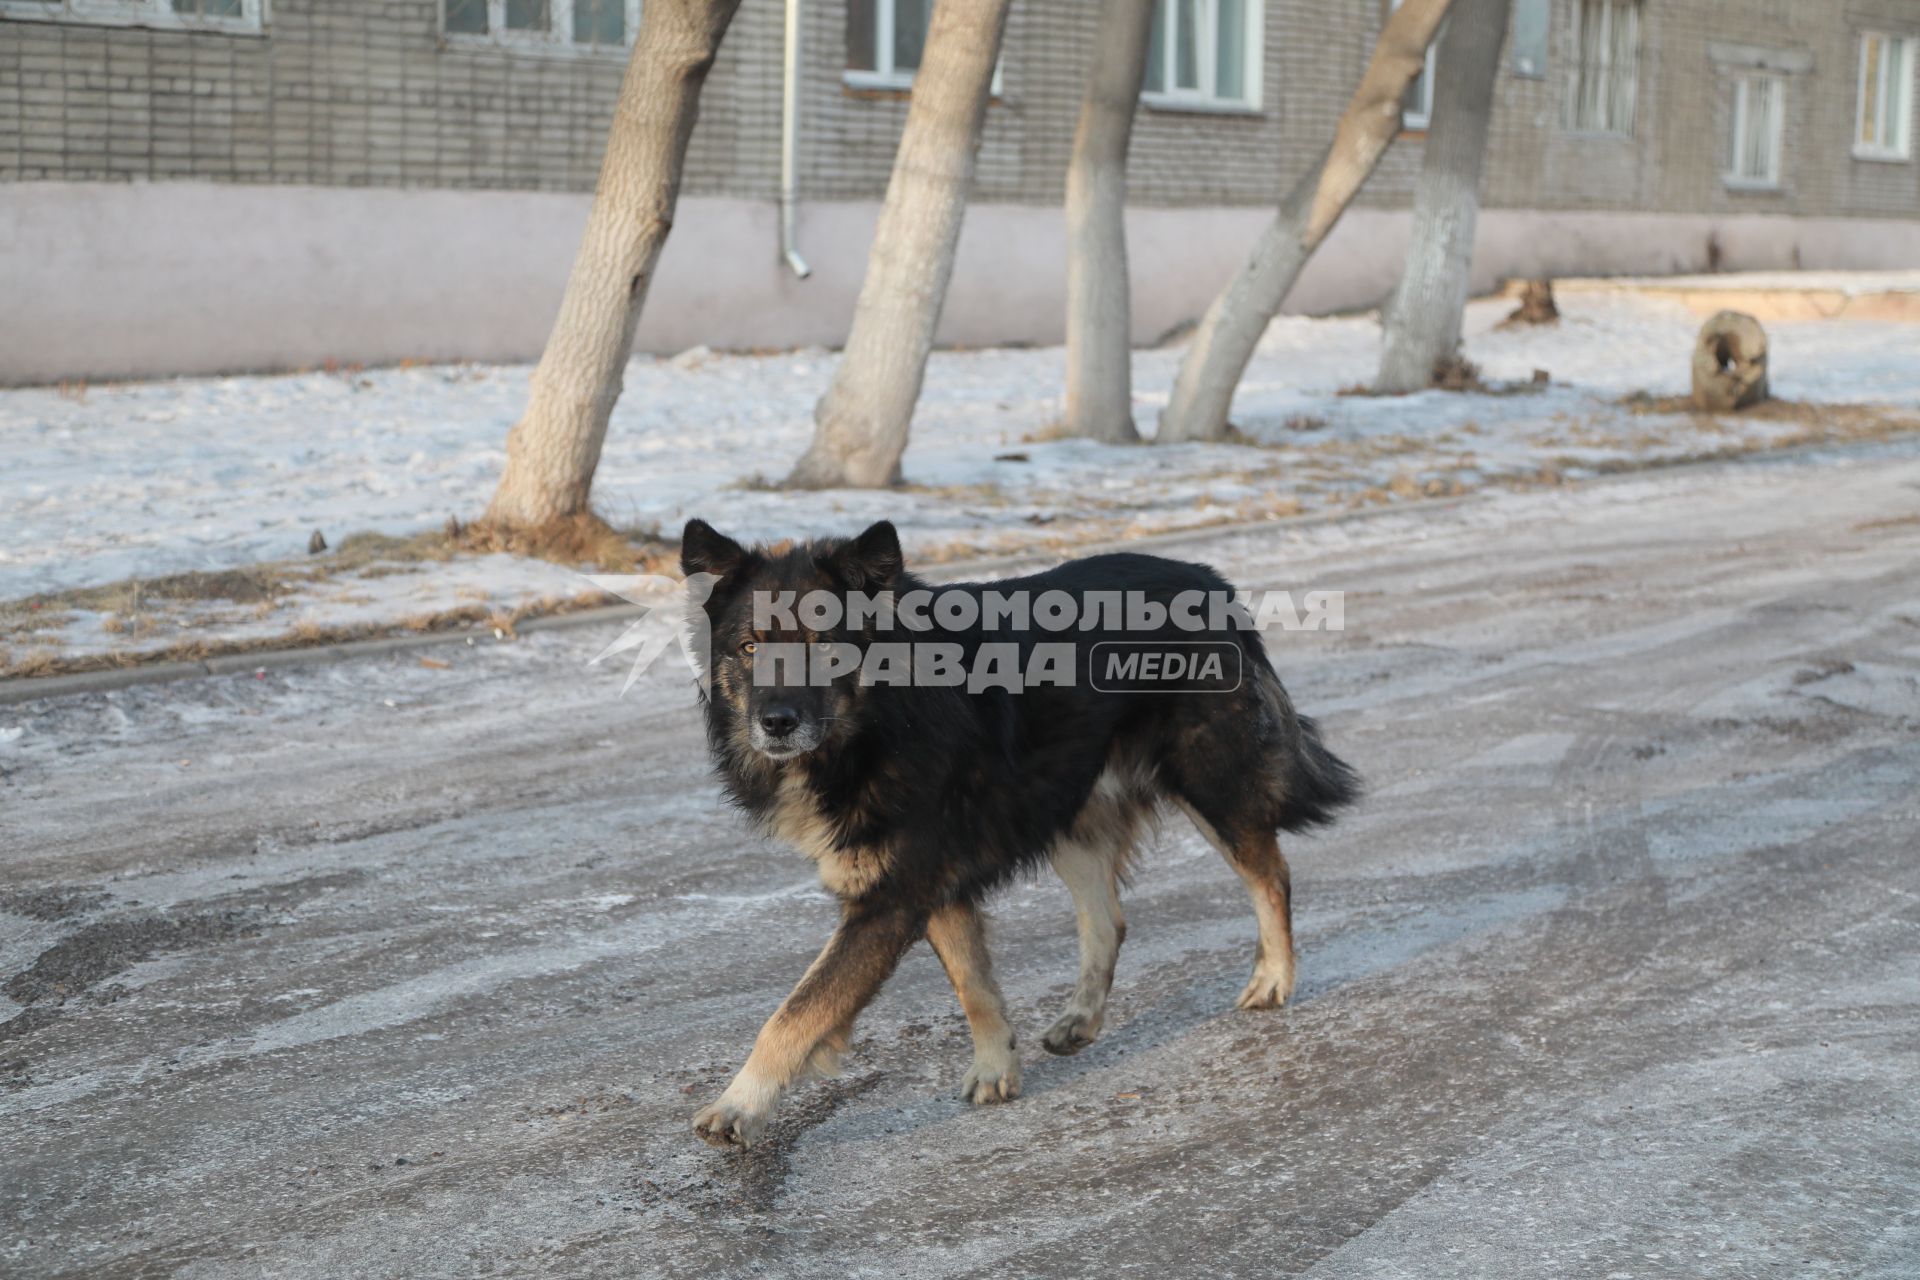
<box><xmin>786</xmin><ymin>0</ymin><xmax>1013</xmax><ymax>489</ymax></box>
<box><xmin>1158</xmin><ymin>0</ymin><xmax>1455</xmax><ymax>444</ymax></box>
<box><xmin>1376</xmin><ymin>0</ymin><xmax>1511</xmax><ymax>394</ymax></box>
<box><xmin>485</xmin><ymin>0</ymin><xmax>742</xmax><ymax>530</ymax></box>
<box><xmin>1063</xmin><ymin>0</ymin><xmax>1155</xmax><ymax>444</ymax></box>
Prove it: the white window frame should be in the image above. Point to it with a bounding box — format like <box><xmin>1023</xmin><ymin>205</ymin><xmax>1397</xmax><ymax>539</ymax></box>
<box><xmin>1726</xmin><ymin>73</ymin><xmax>1784</xmax><ymax>190</ymax></box>
<box><xmin>841</xmin><ymin>1</ymin><xmax>1003</xmax><ymax>95</ymax></box>
<box><xmin>1854</xmin><ymin>32</ymin><xmax>1916</xmax><ymax>162</ymax></box>
<box><xmin>1390</xmin><ymin>0</ymin><xmax>1439</xmax><ymax>130</ymax></box>
<box><xmin>440</xmin><ymin>0</ymin><xmax>641</xmax><ymax>57</ymax></box>
<box><xmin>1140</xmin><ymin>0</ymin><xmax>1263</xmax><ymax>114</ymax></box>
<box><xmin>0</xmin><ymin>0</ymin><xmax>265</xmax><ymax>34</ymax></box>
<box><xmin>844</xmin><ymin>0</ymin><xmax>917</xmax><ymax>90</ymax></box>
<box><xmin>1565</xmin><ymin>0</ymin><xmax>1639</xmax><ymax>136</ymax></box>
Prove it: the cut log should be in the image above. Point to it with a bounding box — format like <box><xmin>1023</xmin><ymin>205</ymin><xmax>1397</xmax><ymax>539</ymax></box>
<box><xmin>1691</xmin><ymin>311</ymin><xmax>1769</xmax><ymax>412</ymax></box>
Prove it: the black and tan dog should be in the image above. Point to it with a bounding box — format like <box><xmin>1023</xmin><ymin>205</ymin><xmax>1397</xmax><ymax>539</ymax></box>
<box><xmin>681</xmin><ymin>518</ymin><xmax>1357</xmax><ymax>1148</ymax></box>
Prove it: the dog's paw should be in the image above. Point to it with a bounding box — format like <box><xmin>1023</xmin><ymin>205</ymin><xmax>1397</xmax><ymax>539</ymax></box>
<box><xmin>691</xmin><ymin>1098</ymin><xmax>769</xmax><ymax>1149</ymax></box>
<box><xmin>960</xmin><ymin>1054</ymin><xmax>1021</xmax><ymax>1105</ymax></box>
<box><xmin>1041</xmin><ymin>1011</ymin><xmax>1101</xmax><ymax>1056</ymax></box>
<box><xmin>1235</xmin><ymin>967</ymin><xmax>1296</xmax><ymax>1010</ymax></box>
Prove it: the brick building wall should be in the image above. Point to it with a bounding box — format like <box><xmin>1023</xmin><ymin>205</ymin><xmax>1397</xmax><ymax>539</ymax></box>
<box><xmin>3</xmin><ymin>0</ymin><xmax>1915</xmax><ymax>382</ymax></box>
<box><xmin>5</xmin><ymin>0</ymin><xmax>1916</xmax><ymax>217</ymax></box>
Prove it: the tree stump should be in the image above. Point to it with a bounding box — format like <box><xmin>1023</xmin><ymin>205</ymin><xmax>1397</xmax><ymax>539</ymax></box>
<box><xmin>1501</xmin><ymin>278</ymin><xmax>1559</xmax><ymax>327</ymax></box>
<box><xmin>1691</xmin><ymin>311</ymin><xmax>1769</xmax><ymax>411</ymax></box>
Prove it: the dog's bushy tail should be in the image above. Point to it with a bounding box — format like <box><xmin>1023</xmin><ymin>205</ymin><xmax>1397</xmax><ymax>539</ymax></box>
<box><xmin>1276</xmin><ymin>712</ymin><xmax>1361</xmax><ymax>832</ymax></box>
<box><xmin>1245</xmin><ymin>655</ymin><xmax>1360</xmax><ymax>832</ymax></box>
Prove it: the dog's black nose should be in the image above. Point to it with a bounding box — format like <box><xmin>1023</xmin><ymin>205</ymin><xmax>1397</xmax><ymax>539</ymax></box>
<box><xmin>759</xmin><ymin>706</ymin><xmax>800</xmax><ymax>738</ymax></box>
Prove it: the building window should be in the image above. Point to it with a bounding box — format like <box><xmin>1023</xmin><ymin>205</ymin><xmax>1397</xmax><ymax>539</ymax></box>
<box><xmin>1142</xmin><ymin>0</ymin><xmax>1261</xmax><ymax>111</ymax></box>
<box><xmin>1856</xmin><ymin>33</ymin><xmax>1916</xmax><ymax>161</ymax></box>
<box><xmin>442</xmin><ymin>0</ymin><xmax>639</xmax><ymax>53</ymax></box>
<box><xmin>844</xmin><ymin>0</ymin><xmax>1004</xmax><ymax>93</ymax></box>
<box><xmin>0</xmin><ymin>0</ymin><xmax>264</xmax><ymax>32</ymax></box>
<box><xmin>1389</xmin><ymin>0</ymin><xmax>1439</xmax><ymax>129</ymax></box>
<box><xmin>1727</xmin><ymin>74</ymin><xmax>1783</xmax><ymax>188</ymax></box>
<box><xmin>846</xmin><ymin>0</ymin><xmax>931</xmax><ymax>87</ymax></box>
<box><xmin>1566</xmin><ymin>0</ymin><xmax>1639</xmax><ymax>134</ymax></box>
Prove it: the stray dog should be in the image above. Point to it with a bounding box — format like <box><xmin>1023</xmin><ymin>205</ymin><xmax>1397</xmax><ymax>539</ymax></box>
<box><xmin>681</xmin><ymin>518</ymin><xmax>1357</xmax><ymax>1148</ymax></box>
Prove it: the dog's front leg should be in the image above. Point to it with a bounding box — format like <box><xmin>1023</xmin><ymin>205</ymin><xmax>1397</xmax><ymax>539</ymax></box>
<box><xmin>693</xmin><ymin>903</ymin><xmax>921</xmax><ymax>1148</ymax></box>
<box><xmin>926</xmin><ymin>901</ymin><xmax>1021</xmax><ymax>1104</ymax></box>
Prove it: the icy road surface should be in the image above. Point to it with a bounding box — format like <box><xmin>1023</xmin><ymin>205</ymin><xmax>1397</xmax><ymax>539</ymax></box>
<box><xmin>3</xmin><ymin>447</ymin><xmax>1919</xmax><ymax>1277</ymax></box>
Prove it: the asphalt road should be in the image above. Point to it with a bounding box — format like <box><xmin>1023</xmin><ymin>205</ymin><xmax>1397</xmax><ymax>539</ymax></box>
<box><xmin>4</xmin><ymin>446</ymin><xmax>1919</xmax><ymax>1278</ymax></box>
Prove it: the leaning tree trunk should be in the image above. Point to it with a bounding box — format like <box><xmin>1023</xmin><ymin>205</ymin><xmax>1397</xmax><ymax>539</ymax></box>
<box><xmin>786</xmin><ymin>0</ymin><xmax>1013</xmax><ymax>488</ymax></box>
<box><xmin>1158</xmin><ymin>0</ymin><xmax>1454</xmax><ymax>443</ymax></box>
<box><xmin>1062</xmin><ymin>0</ymin><xmax>1155</xmax><ymax>443</ymax></box>
<box><xmin>1375</xmin><ymin>0</ymin><xmax>1511</xmax><ymax>394</ymax></box>
<box><xmin>485</xmin><ymin>0</ymin><xmax>743</xmax><ymax>530</ymax></box>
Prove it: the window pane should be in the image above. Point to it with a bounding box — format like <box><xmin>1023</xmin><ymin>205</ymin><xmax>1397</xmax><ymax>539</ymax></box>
<box><xmin>1607</xmin><ymin>1</ymin><xmax>1637</xmax><ymax>132</ymax></box>
<box><xmin>1575</xmin><ymin>0</ymin><xmax>1607</xmax><ymax>129</ymax></box>
<box><xmin>1881</xmin><ymin>41</ymin><xmax>1905</xmax><ymax>148</ymax></box>
<box><xmin>1861</xmin><ymin>37</ymin><xmax>1883</xmax><ymax>146</ymax></box>
<box><xmin>174</xmin><ymin>0</ymin><xmax>244</xmax><ymax>13</ymax></box>
<box><xmin>1743</xmin><ymin>82</ymin><xmax>1765</xmax><ymax>177</ymax></box>
<box><xmin>847</xmin><ymin>0</ymin><xmax>877</xmax><ymax>71</ymax></box>
<box><xmin>894</xmin><ymin>0</ymin><xmax>931</xmax><ymax>75</ymax></box>
<box><xmin>1215</xmin><ymin>0</ymin><xmax>1245</xmax><ymax>101</ymax></box>
<box><xmin>573</xmin><ymin>0</ymin><xmax>625</xmax><ymax>44</ymax></box>
<box><xmin>1174</xmin><ymin>0</ymin><xmax>1199</xmax><ymax>91</ymax></box>
<box><xmin>1899</xmin><ymin>42</ymin><xmax>1916</xmax><ymax>152</ymax></box>
<box><xmin>1737</xmin><ymin>77</ymin><xmax>1778</xmax><ymax>180</ymax></box>
<box><xmin>1144</xmin><ymin>1</ymin><xmax>1166</xmax><ymax>93</ymax></box>
<box><xmin>506</xmin><ymin>0</ymin><xmax>549</xmax><ymax>32</ymax></box>
<box><xmin>446</xmin><ymin>0</ymin><xmax>487</xmax><ymax>34</ymax></box>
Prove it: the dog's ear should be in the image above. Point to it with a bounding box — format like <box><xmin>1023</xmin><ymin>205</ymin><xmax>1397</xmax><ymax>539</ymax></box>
<box><xmin>820</xmin><ymin>520</ymin><xmax>903</xmax><ymax>591</ymax></box>
<box><xmin>681</xmin><ymin>518</ymin><xmax>748</xmax><ymax>581</ymax></box>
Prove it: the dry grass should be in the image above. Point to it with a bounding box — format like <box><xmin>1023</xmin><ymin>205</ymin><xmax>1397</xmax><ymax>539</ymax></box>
<box><xmin>458</xmin><ymin>511</ymin><xmax>674</xmax><ymax>575</ymax></box>
<box><xmin>1853</xmin><ymin>513</ymin><xmax>1920</xmax><ymax>533</ymax></box>
<box><xmin>0</xmin><ymin>591</ymin><xmax>620</xmax><ymax>682</ymax></box>
<box><xmin>0</xmin><ymin>509</ymin><xmax>669</xmax><ymax>681</ymax></box>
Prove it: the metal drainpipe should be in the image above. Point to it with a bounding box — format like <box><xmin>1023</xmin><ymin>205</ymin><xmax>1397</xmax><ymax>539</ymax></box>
<box><xmin>780</xmin><ymin>0</ymin><xmax>812</xmax><ymax>279</ymax></box>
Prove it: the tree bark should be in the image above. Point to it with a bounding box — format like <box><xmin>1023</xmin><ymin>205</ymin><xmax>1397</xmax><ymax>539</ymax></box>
<box><xmin>1376</xmin><ymin>0</ymin><xmax>1511</xmax><ymax>394</ymax></box>
<box><xmin>1158</xmin><ymin>0</ymin><xmax>1455</xmax><ymax>443</ymax></box>
<box><xmin>1062</xmin><ymin>0</ymin><xmax>1155</xmax><ymax>444</ymax></box>
<box><xmin>485</xmin><ymin>0</ymin><xmax>742</xmax><ymax>530</ymax></box>
<box><xmin>786</xmin><ymin>0</ymin><xmax>1013</xmax><ymax>489</ymax></box>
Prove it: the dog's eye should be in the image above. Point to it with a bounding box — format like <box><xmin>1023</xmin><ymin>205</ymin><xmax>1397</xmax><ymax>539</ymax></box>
<box><xmin>739</xmin><ymin>640</ymin><xmax>757</xmax><ymax>656</ymax></box>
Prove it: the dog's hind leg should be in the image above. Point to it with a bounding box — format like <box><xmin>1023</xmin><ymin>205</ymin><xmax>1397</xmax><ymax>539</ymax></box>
<box><xmin>927</xmin><ymin>901</ymin><xmax>1021</xmax><ymax>1104</ymax></box>
<box><xmin>1042</xmin><ymin>838</ymin><xmax>1128</xmax><ymax>1055</ymax></box>
<box><xmin>1224</xmin><ymin>831</ymin><xmax>1295</xmax><ymax>1009</ymax></box>
<box><xmin>1177</xmin><ymin>804</ymin><xmax>1296</xmax><ymax>1010</ymax></box>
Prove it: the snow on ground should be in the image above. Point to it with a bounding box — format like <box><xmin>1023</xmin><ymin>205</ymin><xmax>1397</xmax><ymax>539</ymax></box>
<box><xmin>3</xmin><ymin>281</ymin><xmax>1918</xmax><ymax>667</ymax></box>
<box><xmin>1565</xmin><ymin>268</ymin><xmax>1920</xmax><ymax>295</ymax></box>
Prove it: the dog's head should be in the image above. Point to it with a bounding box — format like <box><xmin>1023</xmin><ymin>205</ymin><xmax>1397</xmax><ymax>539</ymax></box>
<box><xmin>681</xmin><ymin>518</ymin><xmax>904</xmax><ymax>762</ymax></box>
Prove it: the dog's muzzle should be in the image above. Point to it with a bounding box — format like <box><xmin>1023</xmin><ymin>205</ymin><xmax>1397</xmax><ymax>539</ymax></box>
<box><xmin>750</xmin><ymin>703</ymin><xmax>824</xmax><ymax>759</ymax></box>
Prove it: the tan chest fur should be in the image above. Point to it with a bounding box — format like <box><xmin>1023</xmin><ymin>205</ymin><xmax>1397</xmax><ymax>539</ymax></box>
<box><xmin>769</xmin><ymin>771</ymin><xmax>890</xmax><ymax>899</ymax></box>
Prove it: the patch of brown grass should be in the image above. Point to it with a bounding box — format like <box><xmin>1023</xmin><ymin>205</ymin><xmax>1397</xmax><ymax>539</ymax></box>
<box><xmin>0</xmin><ymin>591</ymin><xmax>621</xmax><ymax>682</ymax></box>
<box><xmin>1613</xmin><ymin>395</ymin><xmax>1920</xmax><ymax>460</ymax></box>
<box><xmin>1020</xmin><ymin>420</ymin><xmax>1075</xmax><ymax>444</ymax></box>
<box><xmin>895</xmin><ymin>481</ymin><xmax>1004</xmax><ymax>504</ymax></box>
<box><xmin>10</xmin><ymin>650</ymin><xmax>61</xmax><ymax>679</ymax></box>
<box><xmin>459</xmin><ymin>511</ymin><xmax>672</xmax><ymax>574</ymax></box>
<box><xmin>1854</xmin><ymin>514</ymin><xmax>1920</xmax><ymax>533</ymax></box>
